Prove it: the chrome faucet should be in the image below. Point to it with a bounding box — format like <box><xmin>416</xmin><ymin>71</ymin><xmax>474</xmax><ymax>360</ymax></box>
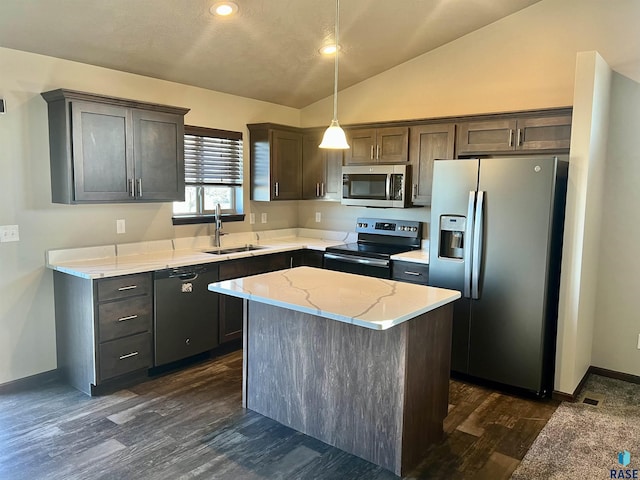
<box><xmin>214</xmin><ymin>203</ymin><xmax>223</xmax><ymax>247</ymax></box>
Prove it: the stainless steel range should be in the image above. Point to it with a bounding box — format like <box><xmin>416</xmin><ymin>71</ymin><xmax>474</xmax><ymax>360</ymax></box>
<box><xmin>324</xmin><ymin>217</ymin><xmax>422</xmax><ymax>278</ymax></box>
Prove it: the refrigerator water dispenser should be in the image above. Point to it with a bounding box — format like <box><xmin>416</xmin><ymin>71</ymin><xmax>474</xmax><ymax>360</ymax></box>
<box><xmin>439</xmin><ymin>215</ymin><xmax>466</xmax><ymax>259</ymax></box>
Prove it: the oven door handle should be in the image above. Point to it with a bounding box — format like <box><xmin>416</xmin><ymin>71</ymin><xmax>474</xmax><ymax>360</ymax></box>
<box><xmin>324</xmin><ymin>253</ymin><xmax>390</xmax><ymax>268</ymax></box>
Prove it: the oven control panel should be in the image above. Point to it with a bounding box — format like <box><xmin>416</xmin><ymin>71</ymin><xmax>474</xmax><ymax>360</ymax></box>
<box><xmin>355</xmin><ymin>217</ymin><xmax>422</xmax><ymax>238</ymax></box>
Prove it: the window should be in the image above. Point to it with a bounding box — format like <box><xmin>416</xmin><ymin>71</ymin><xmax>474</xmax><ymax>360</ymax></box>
<box><xmin>173</xmin><ymin>125</ymin><xmax>243</xmax><ymax>220</ymax></box>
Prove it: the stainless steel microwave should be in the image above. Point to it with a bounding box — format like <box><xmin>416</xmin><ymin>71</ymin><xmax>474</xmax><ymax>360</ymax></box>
<box><xmin>342</xmin><ymin>164</ymin><xmax>410</xmax><ymax>208</ymax></box>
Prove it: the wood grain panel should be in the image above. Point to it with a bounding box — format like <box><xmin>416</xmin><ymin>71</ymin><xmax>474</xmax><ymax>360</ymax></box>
<box><xmin>247</xmin><ymin>302</ymin><xmax>405</xmax><ymax>473</ymax></box>
<box><xmin>245</xmin><ymin>301</ymin><xmax>454</xmax><ymax>475</ymax></box>
<box><xmin>401</xmin><ymin>303</ymin><xmax>453</xmax><ymax>472</ymax></box>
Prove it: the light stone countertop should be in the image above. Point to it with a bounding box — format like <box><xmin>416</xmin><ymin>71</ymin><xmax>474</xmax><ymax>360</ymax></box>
<box><xmin>46</xmin><ymin>229</ymin><xmax>357</xmax><ymax>280</ymax></box>
<box><xmin>46</xmin><ymin>228</ymin><xmax>430</xmax><ymax>280</ymax></box>
<box><xmin>390</xmin><ymin>248</ymin><xmax>429</xmax><ymax>265</ymax></box>
<box><xmin>208</xmin><ymin>266</ymin><xmax>458</xmax><ymax>330</ymax></box>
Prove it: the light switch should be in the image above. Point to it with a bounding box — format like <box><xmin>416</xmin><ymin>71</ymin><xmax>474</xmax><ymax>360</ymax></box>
<box><xmin>261</xmin><ymin>213</ymin><xmax>267</xmax><ymax>224</ymax></box>
<box><xmin>0</xmin><ymin>224</ymin><xmax>19</xmax><ymax>242</ymax></box>
<box><xmin>315</xmin><ymin>212</ymin><xmax>321</xmax><ymax>223</ymax></box>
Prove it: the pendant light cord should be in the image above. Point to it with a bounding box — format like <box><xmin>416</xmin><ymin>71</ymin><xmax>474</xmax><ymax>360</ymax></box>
<box><xmin>332</xmin><ymin>0</ymin><xmax>340</xmax><ymax>122</ymax></box>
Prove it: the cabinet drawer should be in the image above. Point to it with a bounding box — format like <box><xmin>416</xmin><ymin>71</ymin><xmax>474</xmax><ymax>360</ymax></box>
<box><xmin>99</xmin><ymin>332</ymin><xmax>152</xmax><ymax>381</ymax></box>
<box><xmin>97</xmin><ymin>273</ymin><xmax>152</xmax><ymax>302</ymax></box>
<box><xmin>98</xmin><ymin>296</ymin><xmax>152</xmax><ymax>342</ymax></box>
<box><xmin>392</xmin><ymin>261</ymin><xmax>429</xmax><ymax>285</ymax></box>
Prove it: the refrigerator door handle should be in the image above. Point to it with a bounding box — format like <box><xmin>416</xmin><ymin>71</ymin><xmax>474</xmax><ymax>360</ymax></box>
<box><xmin>463</xmin><ymin>191</ymin><xmax>476</xmax><ymax>298</ymax></box>
<box><xmin>471</xmin><ymin>190</ymin><xmax>484</xmax><ymax>299</ymax></box>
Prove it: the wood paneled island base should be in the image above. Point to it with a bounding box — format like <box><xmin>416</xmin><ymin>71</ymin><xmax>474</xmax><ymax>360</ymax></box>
<box><xmin>243</xmin><ymin>300</ymin><xmax>453</xmax><ymax>476</ymax></box>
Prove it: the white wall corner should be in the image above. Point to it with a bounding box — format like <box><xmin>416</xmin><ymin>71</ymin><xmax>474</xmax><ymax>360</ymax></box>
<box><xmin>554</xmin><ymin>51</ymin><xmax>612</xmax><ymax>395</ymax></box>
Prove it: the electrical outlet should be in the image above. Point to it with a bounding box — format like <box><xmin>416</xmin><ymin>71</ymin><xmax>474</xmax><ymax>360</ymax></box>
<box><xmin>249</xmin><ymin>213</ymin><xmax>255</xmax><ymax>224</ymax></box>
<box><xmin>0</xmin><ymin>224</ymin><xmax>19</xmax><ymax>242</ymax></box>
<box><xmin>315</xmin><ymin>212</ymin><xmax>321</xmax><ymax>223</ymax></box>
<box><xmin>261</xmin><ymin>213</ymin><xmax>267</xmax><ymax>224</ymax></box>
<box><xmin>116</xmin><ymin>219</ymin><xmax>126</xmax><ymax>234</ymax></box>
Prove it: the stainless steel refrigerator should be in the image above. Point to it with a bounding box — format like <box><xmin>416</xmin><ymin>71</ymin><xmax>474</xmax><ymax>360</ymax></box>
<box><xmin>428</xmin><ymin>156</ymin><xmax>568</xmax><ymax>395</ymax></box>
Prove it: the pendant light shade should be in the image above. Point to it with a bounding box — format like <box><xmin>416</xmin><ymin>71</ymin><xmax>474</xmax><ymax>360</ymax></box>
<box><xmin>319</xmin><ymin>0</ymin><xmax>350</xmax><ymax>149</ymax></box>
<box><xmin>319</xmin><ymin>119</ymin><xmax>350</xmax><ymax>149</ymax></box>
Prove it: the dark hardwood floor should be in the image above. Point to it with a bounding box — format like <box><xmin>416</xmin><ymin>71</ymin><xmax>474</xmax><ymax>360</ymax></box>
<box><xmin>0</xmin><ymin>349</ymin><xmax>558</xmax><ymax>479</ymax></box>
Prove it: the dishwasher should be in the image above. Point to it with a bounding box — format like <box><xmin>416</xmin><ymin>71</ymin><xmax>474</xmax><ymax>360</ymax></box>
<box><xmin>153</xmin><ymin>263</ymin><xmax>220</xmax><ymax>366</ymax></box>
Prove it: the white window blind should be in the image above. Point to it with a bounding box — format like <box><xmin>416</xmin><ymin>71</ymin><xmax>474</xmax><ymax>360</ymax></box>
<box><xmin>184</xmin><ymin>125</ymin><xmax>243</xmax><ymax>186</ymax></box>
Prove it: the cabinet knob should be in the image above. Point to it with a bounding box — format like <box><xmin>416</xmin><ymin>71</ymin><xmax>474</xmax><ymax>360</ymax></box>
<box><xmin>185</xmin><ymin>338</ymin><xmax>191</xmax><ymax>345</ymax></box>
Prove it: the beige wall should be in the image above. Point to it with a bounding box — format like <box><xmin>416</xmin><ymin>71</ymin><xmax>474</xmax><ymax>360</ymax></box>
<box><xmin>554</xmin><ymin>52</ymin><xmax>611</xmax><ymax>395</ymax></box>
<box><xmin>591</xmin><ymin>73</ymin><xmax>640</xmax><ymax>375</ymax></box>
<box><xmin>301</xmin><ymin>0</ymin><xmax>640</xmax><ymax>127</ymax></box>
<box><xmin>0</xmin><ymin>47</ymin><xmax>300</xmax><ymax>384</ymax></box>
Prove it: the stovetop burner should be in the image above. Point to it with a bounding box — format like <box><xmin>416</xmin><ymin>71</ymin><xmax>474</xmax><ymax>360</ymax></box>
<box><xmin>326</xmin><ymin>242</ymin><xmax>417</xmax><ymax>259</ymax></box>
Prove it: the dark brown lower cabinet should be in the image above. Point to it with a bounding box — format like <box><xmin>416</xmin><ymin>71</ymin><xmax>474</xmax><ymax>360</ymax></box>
<box><xmin>217</xmin><ymin>250</ymin><xmax>324</xmax><ymax>343</ymax></box>
<box><xmin>54</xmin><ymin>271</ymin><xmax>153</xmax><ymax>396</ymax></box>
<box><xmin>392</xmin><ymin>261</ymin><xmax>429</xmax><ymax>285</ymax></box>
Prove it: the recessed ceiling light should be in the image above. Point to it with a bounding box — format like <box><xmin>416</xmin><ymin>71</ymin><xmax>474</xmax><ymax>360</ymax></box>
<box><xmin>319</xmin><ymin>44</ymin><xmax>341</xmax><ymax>55</ymax></box>
<box><xmin>210</xmin><ymin>2</ymin><xmax>239</xmax><ymax>16</ymax></box>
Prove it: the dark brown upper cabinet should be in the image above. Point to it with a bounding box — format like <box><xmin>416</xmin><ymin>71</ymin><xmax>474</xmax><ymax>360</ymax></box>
<box><xmin>41</xmin><ymin>89</ymin><xmax>189</xmax><ymax>204</ymax></box>
<box><xmin>344</xmin><ymin>127</ymin><xmax>409</xmax><ymax>164</ymax></box>
<box><xmin>249</xmin><ymin>124</ymin><xmax>303</xmax><ymax>201</ymax></box>
<box><xmin>302</xmin><ymin>132</ymin><xmax>343</xmax><ymax>201</ymax></box>
<box><xmin>457</xmin><ymin>113</ymin><xmax>572</xmax><ymax>155</ymax></box>
<box><xmin>409</xmin><ymin>123</ymin><xmax>456</xmax><ymax>206</ymax></box>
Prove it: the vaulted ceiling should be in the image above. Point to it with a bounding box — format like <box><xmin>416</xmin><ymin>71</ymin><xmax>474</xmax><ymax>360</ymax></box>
<box><xmin>0</xmin><ymin>0</ymin><xmax>542</xmax><ymax>108</ymax></box>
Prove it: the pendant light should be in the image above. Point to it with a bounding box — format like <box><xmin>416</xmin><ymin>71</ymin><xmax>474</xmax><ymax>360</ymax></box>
<box><xmin>319</xmin><ymin>0</ymin><xmax>350</xmax><ymax>149</ymax></box>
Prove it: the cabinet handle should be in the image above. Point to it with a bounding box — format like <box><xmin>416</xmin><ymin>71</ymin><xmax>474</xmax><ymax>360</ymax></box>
<box><xmin>118</xmin><ymin>314</ymin><xmax>138</xmax><ymax>322</ymax></box>
<box><xmin>117</xmin><ymin>285</ymin><xmax>138</xmax><ymax>291</ymax></box>
<box><xmin>412</xmin><ymin>184</ymin><xmax>417</xmax><ymax>200</ymax></box>
<box><xmin>376</xmin><ymin>144</ymin><xmax>380</xmax><ymax>160</ymax></box>
<box><xmin>128</xmin><ymin>179</ymin><xmax>135</xmax><ymax>198</ymax></box>
<box><xmin>274</xmin><ymin>182</ymin><xmax>279</xmax><ymax>197</ymax></box>
<box><xmin>508</xmin><ymin>129</ymin><xmax>514</xmax><ymax>147</ymax></box>
<box><xmin>320</xmin><ymin>182</ymin><xmax>324</xmax><ymax>197</ymax></box>
<box><xmin>316</xmin><ymin>183</ymin><xmax>320</xmax><ymax>197</ymax></box>
<box><xmin>370</xmin><ymin>145</ymin><xmax>374</xmax><ymax>160</ymax></box>
<box><xmin>404</xmin><ymin>271</ymin><xmax>422</xmax><ymax>276</ymax></box>
<box><xmin>516</xmin><ymin>128</ymin><xmax>522</xmax><ymax>147</ymax></box>
<box><xmin>136</xmin><ymin>179</ymin><xmax>143</xmax><ymax>197</ymax></box>
<box><xmin>119</xmin><ymin>351</ymin><xmax>139</xmax><ymax>360</ymax></box>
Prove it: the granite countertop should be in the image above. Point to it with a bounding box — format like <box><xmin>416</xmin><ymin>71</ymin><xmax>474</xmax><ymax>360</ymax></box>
<box><xmin>208</xmin><ymin>266</ymin><xmax>459</xmax><ymax>331</ymax></box>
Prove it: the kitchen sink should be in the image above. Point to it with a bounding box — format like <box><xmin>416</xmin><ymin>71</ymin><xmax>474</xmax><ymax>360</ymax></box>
<box><xmin>205</xmin><ymin>244</ymin><xmax>265</xmax><ymax>255</ymax></box>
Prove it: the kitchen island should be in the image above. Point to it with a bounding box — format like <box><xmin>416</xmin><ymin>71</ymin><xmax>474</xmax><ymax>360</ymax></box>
<box><xmin>208</xmin><ymin>266</ymin><xmax>460</xmax><ymax>476</ymax></box>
